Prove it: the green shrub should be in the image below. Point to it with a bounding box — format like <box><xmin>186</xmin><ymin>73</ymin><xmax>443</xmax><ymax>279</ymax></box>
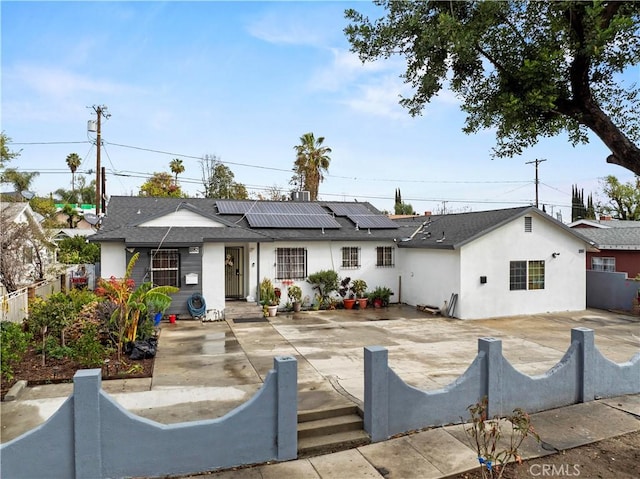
<box><xmin>307</xmin><ymin>270</ymin><xmax>339</xmax><ymax>307</ymax></box>
<box><xmin>0</xmin><ymin>321</ymin><xmax>32</xmax><ymax>382</ymax></box>
<box><xmin>72</xmin><ymin>323</ymin><xmax>106</xmax><ymax>368</ymax></box>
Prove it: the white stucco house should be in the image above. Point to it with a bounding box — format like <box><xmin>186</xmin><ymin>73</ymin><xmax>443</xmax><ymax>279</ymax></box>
<box><xmin>395</xmin><ymin>207</ymin><xmax>591</xmax><ymax>319</ymax></box>
<box><xmin>90</xmin><ymin>197</ymin><xmax>591</xmax><ymax>320</ymax></box>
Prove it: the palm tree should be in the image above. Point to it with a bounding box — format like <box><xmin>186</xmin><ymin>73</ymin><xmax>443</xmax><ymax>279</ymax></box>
<box><xmin>169</xmin><ymin>158</ymin><xmax>185</xmax><ymax>186</ymax></box>
<box><xmin>293</xmin><ymin>133</ymin><xmax>332</xmax><ymax>201</ymax></box>
<box><xmin>65</xmin><ymin>153</ymin><xmax>82</xmax><ymax>203</ymax></box>
<box><xmin>3</xmin><ymin>169</ymin><xmax>39</xmax><ymax>197</ymax></box>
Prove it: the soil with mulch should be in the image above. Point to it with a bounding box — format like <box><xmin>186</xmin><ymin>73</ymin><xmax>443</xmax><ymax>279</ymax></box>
<box><xmin>1</xmin><ymin>345</ymin><xmax>154</xmax><ymax>401</ymax></box>
<box><xmin>454</xmin><ymin>430</ymin><xmax>640</xmax><ymax>479</ymax></box>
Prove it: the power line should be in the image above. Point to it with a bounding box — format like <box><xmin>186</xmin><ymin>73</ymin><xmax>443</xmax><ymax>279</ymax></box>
<box><xmin>8</xmin><ymin>141</ymin><xmax>90</xmax><ymax>145</ymax></box>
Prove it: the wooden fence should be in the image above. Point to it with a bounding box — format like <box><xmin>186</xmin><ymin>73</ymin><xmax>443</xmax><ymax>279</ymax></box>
<box><xmin>0</xmin><ymin>276</ymin><xmax>63</xmax><ymax>324</ymax></box>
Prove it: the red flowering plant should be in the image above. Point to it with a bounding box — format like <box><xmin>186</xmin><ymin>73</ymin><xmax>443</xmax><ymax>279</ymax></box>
<box><xmin>97</xmin><ymin>253</ymin><xmax>178</xmax><ymax>361</ymax></box>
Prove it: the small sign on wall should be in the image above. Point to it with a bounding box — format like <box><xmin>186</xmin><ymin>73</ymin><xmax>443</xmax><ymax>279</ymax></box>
<box><xmin>189</xmin><ymin>247</ymin><xmax>200</xmax><ymax>254</ymax></box>
<box><xmin>185</xmin><ymin>273</ymin><xmax>198</xmax><ymax>285</ymax></box>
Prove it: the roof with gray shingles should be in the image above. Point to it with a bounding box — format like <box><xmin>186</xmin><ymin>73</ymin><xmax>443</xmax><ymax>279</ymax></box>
<box><xmin>91</xmin><ymin>196</ymin><xmax>415</xmax><ymax>246</ymax></box>
<box><xmin>569</xmin><ymin>219</ymin><xmax>640</xmax><ymax>229</ymax></box>
<box><xmin>573</xmin><ymin>227</ymin><xmax>640</xmax><ymax>250</ymax></box>
<box><xmin>392</xmin><ymin>206</ymin><xmax>590</xmax><ymax>250</ymax></box>
<box><xmin>91</xmin><ymin>198</ymin><xmax>590</xmax><ymax>249</ymax></box>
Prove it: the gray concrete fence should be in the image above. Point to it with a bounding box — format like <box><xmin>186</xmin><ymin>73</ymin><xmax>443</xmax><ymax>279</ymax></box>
<box><xmin>587</xmin><ymin>270</ymin><xmax>640</xmax><ymax>311</ymax></box>
<box><xmin>364</xmin><ymin>327</ymin><xmax>640</xmax><ymax>442</ymax></box>
<box><xmin>0</xmin><ymin>356</ymin><xmax>298</xmax><ymax>479</ymax></box>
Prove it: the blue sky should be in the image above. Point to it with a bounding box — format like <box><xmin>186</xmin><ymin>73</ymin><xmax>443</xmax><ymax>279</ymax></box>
<box><xmin>2</xmin><ymin>1</ymin><xmax>637</xmax><ymax>221</ymax></box>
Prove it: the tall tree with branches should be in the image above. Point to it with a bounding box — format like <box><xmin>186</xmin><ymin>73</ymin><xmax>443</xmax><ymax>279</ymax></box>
<box><xmin>199</xmin><ymin>154</ymin><xmax>248</xmax><ymax>199</ymax></box>
<box><xmin>65</xmin><ymin>153</ymin><xmax>82</xmax><ymax>203</ymax></box>
<box><xmin>346</xmin><ymin>1</ymin><xmax>640</xmax><ymax>175</ymax></box>
<box><xmin>169</xmin><ymin>158</ymin><xmax>185</xmax><ymax>186</ymax></box>
<box><xmin>292</xmin><ymin>132</ymin><xmax>332</xmax><ymax>201</ymax></box>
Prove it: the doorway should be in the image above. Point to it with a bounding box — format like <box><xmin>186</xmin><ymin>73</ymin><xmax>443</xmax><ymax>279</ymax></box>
<box><xmin>224</xmin><ymin>246</ymin><xmax>245</xmax><ymax>299</ymax></box>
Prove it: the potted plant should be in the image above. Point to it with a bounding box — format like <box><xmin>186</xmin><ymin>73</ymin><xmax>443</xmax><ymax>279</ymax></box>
<box><xmin>307</xmin><ymin>270</ymin><xmax>339</xmax><ymax>309</ymax></box>
<box><xmin>287</xmin><ymin>284</ymin><xmax>303</xmax><ymax>312</ymax></box>
<box><xmin>338</xmin><ymin>277</ymin><xmax>356</xmax><ymax>309</ymax></box>
<box><xmin>369</xmin><ymin>286</ymin><xmax>393</xmax><ymax>308</ymax></box>
<box><xmin>260</xmin><ymin>278</ymin><xmax>279</xmax><ymax>317</ymax></box>
<box><xmin>352</xmin><ymin>279</ymin><xmax>368</xmax><ymax>309</ymax></box>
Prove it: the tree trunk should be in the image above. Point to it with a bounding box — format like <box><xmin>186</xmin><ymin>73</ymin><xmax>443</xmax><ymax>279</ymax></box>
<box><xmin>580</xmin><ymin>99</ymin><xmax>640</xmax><ymax>175</ymax></box>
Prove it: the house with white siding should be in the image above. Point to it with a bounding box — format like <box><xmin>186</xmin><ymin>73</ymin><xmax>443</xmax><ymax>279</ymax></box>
<box><xmin>90</xmin><ymin>197</ymin><xmax>591</xmax><ymax>320</ymax></box>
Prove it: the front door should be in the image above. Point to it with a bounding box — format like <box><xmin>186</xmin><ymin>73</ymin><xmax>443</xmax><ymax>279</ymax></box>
<box><xmin>224</xmin><ymin>247</ymin><xmax>244</xmax><ymax>299</ymax></box>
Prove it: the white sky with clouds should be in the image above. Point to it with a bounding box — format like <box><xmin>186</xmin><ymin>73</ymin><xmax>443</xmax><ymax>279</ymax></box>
<box><xmin>2</xmin><ymin>1</ymin><xmax>637</xmax><ymax>222</ymax></box>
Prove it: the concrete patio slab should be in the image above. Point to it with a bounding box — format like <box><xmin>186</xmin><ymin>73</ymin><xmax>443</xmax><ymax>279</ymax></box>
<box><xmin>308</xmin><ymin>449</ymin><xmax>382</xmax><ymax>479</ymax></box>
<box><xmin>525</xmin><ymin>401</ymin><xmax>640</xmax><ymax>451</ymax></box>
<box><xmin>404</xmin><ymin>427</ymin><xmax>480</xmax><ymax>475</ymax></box>
<box><xmin>258</xmin><ymin>459</ymin><xmax>321</xmax><ymax>479</ymax></box>
<box><xmin>358</xmin><ymin>436</ymin><xmax>443</xmax><ymax>479</ymax></box>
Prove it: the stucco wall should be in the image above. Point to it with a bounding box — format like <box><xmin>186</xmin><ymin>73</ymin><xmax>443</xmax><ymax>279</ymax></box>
<box><xmin>99</xmin><ymin>241</ymin><xmax>126</xmax><ymax>278</ymax></box>
<box><xmin>398</xmin><ymin>248</ymin><xmax>460</xmax><ymax>311</ymax></box>
<box><xmin>586</xmin><ymin>270</ymin><xmax>640</xmax><ymax>311</ymax></box>
<box><xmin>253</xmin><ymin>240</ymin><xmax>399</xmax><ymax>306</ymax></box>
<box><xmin>202</xmin><ymin>242</ymin><xmax>225</xmax><ymax>314</ymax></box>
<box><xmin>458</xmin><ymin>214</ymin><xmax>586</xmax><ymax>319</ymax></box>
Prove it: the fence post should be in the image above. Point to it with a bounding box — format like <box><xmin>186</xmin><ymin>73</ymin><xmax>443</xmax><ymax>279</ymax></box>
<box><xmin>275</xmin><ymin>356</ymin><xmax>297</xmax><ymax>461</ymax></box>
<box><xmin>364</xmin><ymin>346</ymin><xmax>389</xmax><ymax>442</ymax></box>
<box><xmin>73</xmin><ymin>369</ymin><xmax>103</xmax><ymax>479</ymax></box>
<box><xmin>478</xmin><ymin>337</ymin><xmax>504</xmax><ymax>417</ymax></box>
<box><xmin>571</xmin><ymin>327</ymin><xmax>595</xmax><ymax>402</ymax></box>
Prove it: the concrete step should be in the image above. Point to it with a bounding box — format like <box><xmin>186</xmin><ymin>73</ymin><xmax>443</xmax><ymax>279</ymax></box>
<box><xmin>298</xmin><ymin>413</ymin><xmax>364</xmax><ymax>439</ymax></box>
<box><xmin>224</xmin><ymin>301</ymin><xmax>263</xmax><ymax>319</ymax></box>
<box><xmin>297</xmin><ymin>429</ymin><xmax>371</xmax><ymax>457</ymax></box>
<box><xmin>298</xmin><ymin>405</ymin><xmax>360</xmax><ymax>423</ymax></box>
<box><xmin>297</xmin><ymin>405</ymin><xmax>370</xmax><ymax>457</ymax></box>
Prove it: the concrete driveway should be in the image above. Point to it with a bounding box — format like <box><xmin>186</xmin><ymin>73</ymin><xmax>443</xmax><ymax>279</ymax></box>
<box><xmin>2</xmin><ymin>305</ymin><xmax>639</xmax><ymax>443</ymax></box>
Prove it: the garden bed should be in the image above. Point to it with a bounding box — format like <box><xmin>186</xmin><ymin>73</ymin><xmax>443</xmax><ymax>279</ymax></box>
<box><xmin>1</xmin><ymin>345</ymin><xmax>154</xmax><ymax>401</ymax></box>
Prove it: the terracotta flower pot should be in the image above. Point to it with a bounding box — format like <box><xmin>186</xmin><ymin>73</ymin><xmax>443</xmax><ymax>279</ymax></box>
<box><xmin>343</xmin><ymin>299</ymin><xmax>356</xmax><ymax>310</ymax></box>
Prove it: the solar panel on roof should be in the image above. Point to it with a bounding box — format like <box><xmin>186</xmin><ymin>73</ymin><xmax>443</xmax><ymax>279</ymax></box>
<box><xmin>246</xmin><ymin>212</ymin><xmax>341</xmax><ymax>228</ymax></box>
<box><xmin>350</xmin><ymin>215</ymin><xmax>398</xmax><ymax>229</ymax></box>
<box><xmin>216</xmin><ymin>200</ymin><xmax>253</xmax><ymax>214</ymax></box>
<box><xmin>325</xmin><ymin>203</ymin><xmax>372</xmax><ymax>216</ymax></box>
<box><xmin>217</xmin><ymin>201</ymin><xmax>341</xmax><ymax>228</ymax></box>
<box><xmin>325</xmin><ymin>203</ymin><xmax>397</xmax><ymax>229</ymax></box>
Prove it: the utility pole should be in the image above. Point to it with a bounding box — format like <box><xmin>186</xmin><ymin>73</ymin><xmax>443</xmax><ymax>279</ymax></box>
<box><xmin>525</xmin><ymin>159</ymin><xmax>546</xmax><ymax>208</ymax></box>
<box><xmin>89</xmin><ymin>105</ymin><xmax>110</xmax><ymax>215</ymax></box>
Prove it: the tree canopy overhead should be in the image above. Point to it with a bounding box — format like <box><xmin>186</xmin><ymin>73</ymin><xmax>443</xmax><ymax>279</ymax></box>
<box><xmin>345</xmin><ymin>1</ymin><xmax>640</xmax><ymax>174</ymax></box>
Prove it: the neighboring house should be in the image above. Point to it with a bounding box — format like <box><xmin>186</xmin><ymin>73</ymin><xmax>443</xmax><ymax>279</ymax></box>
<box><xmin>394</xmin><ymin>207</ymin><xmax>591</xmax><ymax>319</ymax></box>
<box><xmin>0</xmin><ymin>201</ymin><xmax>55</xmax><ymax>289</ymax></box>
<box><xmin>52</xmin><ymin>228</ymin><xmax>96</xmax><ymax>243</ymax></box>
<box><xmin>568</xmin><ymin>218</ymin><xmax>640</xmax><ymax>278</ymax></box>
<box><xmin>54</xmin><ymin>203</ymin><xmax>98</xmax><ymax>229</ymax></box>
<box><xmin>91</xmin><ymin>197</ymin><xmax>591</xmax><ymax>320</ymax></box>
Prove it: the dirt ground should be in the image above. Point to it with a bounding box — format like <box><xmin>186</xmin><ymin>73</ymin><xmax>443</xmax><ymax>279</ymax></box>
<box><xmin>454</xmin><ymin>430</ymin><xmax>640</xmax><ymax>479</ymax></box>
<box><xmin>1</xmin><ymin>345</ymin><xmax>154</xmax><ymax>401</ymax></box>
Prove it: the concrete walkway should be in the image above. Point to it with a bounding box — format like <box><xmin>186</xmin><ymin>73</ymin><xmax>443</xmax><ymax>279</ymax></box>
<box><xmin>190</xmin><ymin>395</ymin><xmax>640</xmax><ymax>479</ymax></box>
<box><xmin>1</xmin><ymin>306</ymin><xmax>639</xmax><ymax>478</ymax></box>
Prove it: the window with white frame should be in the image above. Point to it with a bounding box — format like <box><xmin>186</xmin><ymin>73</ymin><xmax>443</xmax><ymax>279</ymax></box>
<box><xmin>276</xmin><ymin>248</ymin><xmax>307</xmax><ymax>279</ymax></box>
<box><xmin>510</xmin><ymin>260</ymin><xmax>545</xmax><ymax>290</ymax></box>
<box><xmin>341</xmin><ymin>247</ymin><xmax>360</xmax><ymax>269</ymax></box>
<box><xmin>376</xmin><ymin>246</ymin><xmax>394</xmax><ymax>267</ymax></box>
<box><xmin>150</xmin><ymin>249</ymin><xmax>180</xmax><ymax>287</ymax></box>
<box><xmin>591</xmin><ymin>257</ymin><xmax>615</xmax><ymax>272</ymax></box>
